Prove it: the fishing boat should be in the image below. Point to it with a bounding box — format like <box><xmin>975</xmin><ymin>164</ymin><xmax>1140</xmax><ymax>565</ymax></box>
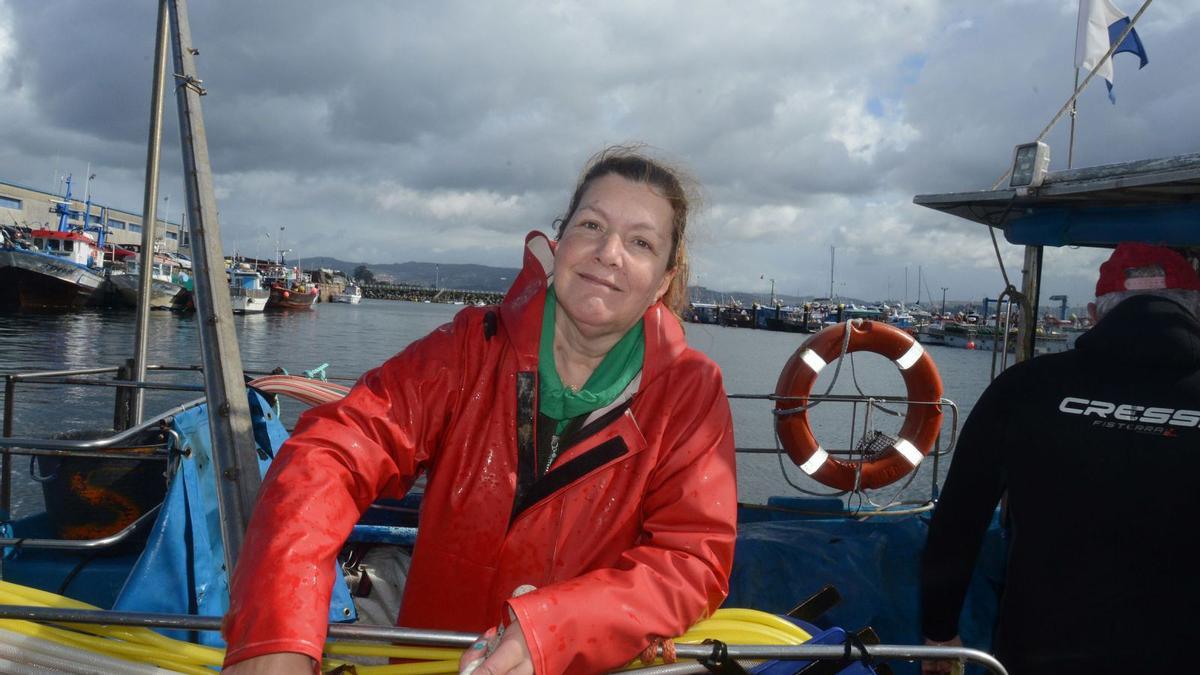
<box><xmin>687</xmin><ymin>301</ymin><xmax>720</xmax><ymax>324</ymax></box>
<box><xmin>0</xmin><ymin>177</ymin><xmax>110</xmax><ymax>311</ymax></box>
<box><xmin>266</xmin><ymin>277</ymin><xmax>319</xmax><ymax>309</ymax></box>
<box><xmin>263</xmin><ymin>265</ymin><xmax>319</xmax><ymax>310</ymax></box>
<box><xmin>915</xmin><ymin>321</ymin><xmax>947</xmax><ymax>346</ymax></box>
<box><xmin>228</xmin><ymin>265</ymin><xmax>270</xmax><ymax>313</ymax></box>
<box><xmin>762</xmin><ymin>305</ymin><xmax>811</xmax><ymax>333</ymax></box>
<box><xmin>331</xmin><ymin>283</ymin><xmax>363</xmax><ymax>304</ymax></box>
<box><xmin>0</xmin><ymin>8</ymin><xmax>999</xmax><ymax>665</ymax></box>
<box><xmin>107</xmin><ymin>253</ymin><xmax>193</xmax><ymax>310</ymax></box>
<box><xmin>4</xmin><ymin>3</ymin><xmax>1186</xmax><ymax>674</ymax></box>
<box><xmin>934</xmin><ymin>318</ymin><xmax>1070</xmax><ymax>355</ymax></box>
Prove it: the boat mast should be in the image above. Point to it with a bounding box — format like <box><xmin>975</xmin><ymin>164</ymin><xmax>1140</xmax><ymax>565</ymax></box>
<box><xmin>828</xmin><ymin>246</ymin><xmax>835</xmax><ymax>299</ymax></box>
<box><xmin>167</xmin><ymin>0</ymin><xmax>262</xmax><ymax>569</ymax></box>
<box><xmin>1016</xmin><ymin>247</ymin><xmax>1043</xmax><ymax>362</ymax></box>
<box><xmin>130</xmin><ymin>0</ymin><xmax>169</xmax><ymax>425</ymax></box>
<box><xmin>55</xmin><ymin>176</ymin><xmax>73</xmax><ymax>232</ymax></box>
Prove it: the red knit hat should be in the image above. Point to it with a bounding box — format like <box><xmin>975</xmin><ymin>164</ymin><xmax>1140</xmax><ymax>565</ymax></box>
<box><xmin>1095</xmin><ymin>243</ymin><xmax>1200</xmax><ymax>297</ymax></box>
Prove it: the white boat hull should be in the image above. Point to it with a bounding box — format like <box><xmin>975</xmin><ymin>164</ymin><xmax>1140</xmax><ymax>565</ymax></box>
<box><xmin>230</xmin><ymin>287</ymin><xmax>270</xmax><ymax>313</ymax></box>
<box><xmin>330</xmin><ymin>293</ymin><xmax>361</xmax><ymax>304</ymax></box>
<box><xmin>943</xmin><ymin>327</ymin><xmax>1070</xmax><ymax>355</ymax></box>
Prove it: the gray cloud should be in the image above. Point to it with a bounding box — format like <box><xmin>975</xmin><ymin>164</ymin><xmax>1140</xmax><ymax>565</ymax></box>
<box><xmin>1</xmin><ymin>0</ymin><xmax>1196</xmax><ymax>309</ymax></box>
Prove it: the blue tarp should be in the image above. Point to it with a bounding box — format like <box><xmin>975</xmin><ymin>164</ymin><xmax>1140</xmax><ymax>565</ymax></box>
<box><xmin>112</xmin><ymin>390</ymin><xmax>356</xmax><ymax>646</ymax></box>
<box><xmin>730</xmin><ymin>498</ymin><xmax>1006</xmax><ymax>675</ymax></box>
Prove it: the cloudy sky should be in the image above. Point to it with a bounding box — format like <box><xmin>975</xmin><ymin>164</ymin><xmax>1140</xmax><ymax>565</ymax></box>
<box><xmin>1</xmin><ymin>1</ymin><xmax>1197</xmax><ymax>307</ymax></box>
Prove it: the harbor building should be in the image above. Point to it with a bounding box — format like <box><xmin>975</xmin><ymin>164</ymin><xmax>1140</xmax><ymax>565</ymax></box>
<box><xmin>0</xmin><ymin>178</ymin><xmax>190</xmax><ymax>256</ymax></box>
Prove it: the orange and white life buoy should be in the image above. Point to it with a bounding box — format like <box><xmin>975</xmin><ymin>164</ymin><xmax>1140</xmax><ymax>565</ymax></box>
<box><xmin>774</xmin><ymin>320</ymin><xmax>943</xmax><ymax>491</ymax></box>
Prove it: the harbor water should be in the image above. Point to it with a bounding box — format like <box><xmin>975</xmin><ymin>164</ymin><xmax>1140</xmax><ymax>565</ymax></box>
<box><xmin>0</xmin><ymin>301</ymin><xmax>999</xmax><ymax>515</ymax></box>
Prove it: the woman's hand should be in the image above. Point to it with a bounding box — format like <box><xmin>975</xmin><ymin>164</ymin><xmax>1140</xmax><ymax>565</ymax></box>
<box><xmin>221</xmin><ymin>652</ymin><xmax>317</xmax><ymax>674</ymax></box>
<box><xmin>921</xmin><ymin>635</ymin><xmax>964</xmax><ymax>675</ymax></box>
<box><xmin>458</xmin><ymin>620</ymin><xmax>533</xmax><ymax>675</ymax></box>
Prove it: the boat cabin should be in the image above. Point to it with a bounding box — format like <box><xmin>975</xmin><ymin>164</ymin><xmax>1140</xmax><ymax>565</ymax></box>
<box><xmin>228</xmin><ymin>266</ymin><xmax>265</xmax><ymax>290</ymax></box>
<box><xmin>27</xmin><ymin>228</ymin><xmax>104</xmax><ymax>269</ymax></box>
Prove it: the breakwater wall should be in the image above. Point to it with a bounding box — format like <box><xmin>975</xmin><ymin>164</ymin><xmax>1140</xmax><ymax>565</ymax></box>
<box><xmin>360</xmin><ymin>283</ymin><xmax>504</xmax><ymax>306</ymax></box>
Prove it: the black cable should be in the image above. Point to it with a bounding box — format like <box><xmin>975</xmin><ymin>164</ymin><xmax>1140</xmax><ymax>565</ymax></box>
<box><xmin>57</xmin><ymin>553</ymin><xmax>99</xmax><ymax>595</ymax></box>
<box><xmin>698</xmin><ymin>639</ymin><xmax>750</xmax><ymax>674</ymax></box>
<box><xmin>842</xmin><ymin>631</ymin><xmax>873</xmax><ymax>666</ymax></box>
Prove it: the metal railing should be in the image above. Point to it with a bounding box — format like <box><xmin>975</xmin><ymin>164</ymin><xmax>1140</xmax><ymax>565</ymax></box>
<box><xmin>1</xmin><ymin>363</ymin><xmax>209</xmax><ymax>516</ymax></box>
<box><xmin>0</xmin><ymin>505</ymin><xmax>162</xmax><ymax>551</ymax></box>
<box><xmin>0</xmin><ymin>604</ymin><xmax>1008</xmax><ymax>674</ymax></box>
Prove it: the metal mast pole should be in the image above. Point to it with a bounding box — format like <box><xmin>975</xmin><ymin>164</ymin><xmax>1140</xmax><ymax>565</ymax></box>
<box><xmin>1068</xmin><ymin>0</ymin><xmax>1083</xmax><ymax>170</ymax></box>
<box><xmin>1017</xmin><ymin>246</ymin><xmax>1043</xmax><ymax>363</ymax></box>
<box><xmin>1067</xmin><ymin>69</ymin><xmax>1080</xmax><ymax>169</ymax></box>
<box><xmin>131</xmin><ymin>0</ymin><xmax>170</xmax><ymax>425</ymax></box>
<box><xmin>828</xmin><ymin>246</ymin><xmax>834</xmax><ymax>299</ymax></box>
<box><xmin>167</xmin><ymin>0</ymin><xmax>262</xmax><ymax>570</ymax></box>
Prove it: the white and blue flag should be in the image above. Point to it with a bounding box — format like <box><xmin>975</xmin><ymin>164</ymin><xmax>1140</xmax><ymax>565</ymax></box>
<box><xmin>1075</xmin><ymin>0</ymin><xmax>1149</xmax><ymax>103</ymax></box>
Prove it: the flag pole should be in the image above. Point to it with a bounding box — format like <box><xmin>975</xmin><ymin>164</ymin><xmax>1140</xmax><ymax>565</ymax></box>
<box><xmin>1068</xmin><ymin>0</ymin><xmax>1086</xmax><ymax>169</ymax></box>
<box><xmin>1068</xmin><ymin>68</ymin><xmax>1079</xmax><ymax>169</ymax></box>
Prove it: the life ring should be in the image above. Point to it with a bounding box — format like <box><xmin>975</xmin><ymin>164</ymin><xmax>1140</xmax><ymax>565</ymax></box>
<box><xmin>774</xmin><ymin>320</ymin><xmax>943</xmax><ymax>491</ymax></box>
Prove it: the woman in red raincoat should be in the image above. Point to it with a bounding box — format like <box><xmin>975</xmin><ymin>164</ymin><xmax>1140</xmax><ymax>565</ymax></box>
<box><xmin>222</xmin><ymin>147</ymin><xmax>738</xmax><ymax>674</ymax></box>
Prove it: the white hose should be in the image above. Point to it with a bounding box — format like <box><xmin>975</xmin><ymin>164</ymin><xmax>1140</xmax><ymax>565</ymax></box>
<box><xmin>0</xmin><ymin>627</ymin><xmax>182</xmax><ymax>675</ymax></box>
<box><xmin>0</xmin><ymin>654</ymin><xmax>56</xmax><ymax>675</ymax></box>
<box><xmin>0</xmin><ymin>640</ymin><xmax>97</xmax><ymax>674</ymax></box>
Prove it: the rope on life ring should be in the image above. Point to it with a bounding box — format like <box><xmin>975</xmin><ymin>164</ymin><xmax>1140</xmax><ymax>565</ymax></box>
<box><xmin>774</xmin><ymin>320</ymin><xmax>943</xmax><ymax>491</ymax></box>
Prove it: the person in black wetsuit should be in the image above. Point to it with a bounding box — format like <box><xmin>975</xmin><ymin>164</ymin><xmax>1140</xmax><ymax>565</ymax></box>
<box><xmin>920</xmin><ymin>243</ymin><xmax>1200</xmax><ymax>675</ymax></box>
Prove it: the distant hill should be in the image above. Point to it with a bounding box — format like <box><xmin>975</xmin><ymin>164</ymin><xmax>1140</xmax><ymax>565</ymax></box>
<box><xmin>298</xmin><ymin>259</ymin><xmax>856</xmax><ymax>304</ymax></box>
<box><xmin>296</xmin><ymin>258</ymin><xmax>992</xmax><ymax>312</ymax></box>
<box><xmin>299</xmin><ymin>256</ymin><xmax>519</xmax><ymax>292</ymax></box>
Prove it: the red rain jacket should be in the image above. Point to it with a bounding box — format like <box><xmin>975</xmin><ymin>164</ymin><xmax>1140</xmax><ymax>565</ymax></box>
<box><xmin>223</xmin><ymin>232</ymin><xmax>737</xmax><ymax>673</ymax></box>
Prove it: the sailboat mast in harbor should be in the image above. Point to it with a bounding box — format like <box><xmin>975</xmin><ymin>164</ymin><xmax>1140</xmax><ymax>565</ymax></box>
<box><xmin>828</xmin><ymin>245</ymin><xmax>835</xmax><ymax>299</ymax></box>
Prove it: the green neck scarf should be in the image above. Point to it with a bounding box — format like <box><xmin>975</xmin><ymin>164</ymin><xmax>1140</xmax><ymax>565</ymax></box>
<box><xmin>538</xmin><ymin>286</ymin><xmax>644</xmax><ymax>427</ymax></box>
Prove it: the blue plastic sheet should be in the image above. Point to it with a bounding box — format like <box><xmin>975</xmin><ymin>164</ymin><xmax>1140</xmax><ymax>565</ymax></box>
<box><xmin>730</xmin><ymin>498</ymin><xmax>1006</xmax><ymax>675</ymax></box>
<box><xmin>112</xmin><ymin>390</ymin><xmax>356</xmax><ymax>646</ymax></box>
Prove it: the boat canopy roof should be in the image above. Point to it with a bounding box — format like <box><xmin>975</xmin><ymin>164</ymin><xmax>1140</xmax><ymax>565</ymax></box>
<box><xmin>30</xmin><ymin>228</ymin><xmax>99</xmax><ymax>245</ymax></box>
<box><xmin>913</xmin><ymin>152</ymin><xmax>1200</xmax><ymax>248</ymax></box>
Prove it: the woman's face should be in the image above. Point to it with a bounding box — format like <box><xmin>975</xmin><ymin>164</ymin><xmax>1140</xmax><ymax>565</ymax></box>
<box><xmin>553</xmin><ymin>174</ymin><xmax>676</xmax><ymax>341</ymax></box>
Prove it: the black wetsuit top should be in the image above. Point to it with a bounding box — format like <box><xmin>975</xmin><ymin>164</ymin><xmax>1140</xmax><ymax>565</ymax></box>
<box><xmin>921</xmin><ymin>295</ymin><xmax>1200</xmax><ymax>674</ymax></box>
